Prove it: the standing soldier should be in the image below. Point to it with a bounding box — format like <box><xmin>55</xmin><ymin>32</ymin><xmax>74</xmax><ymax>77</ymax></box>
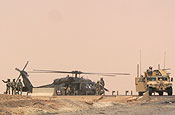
<box><xmin>17</xmin><ymin>79</ymin><xmax>23</xmax><ymax>95</ymax></box>
<box><xmin>11</xmin><ymin>79</ymin><xmax>16</xmax><ymax>95</ymax></box>
<box><xmin>95</xmin><ymin>81</ymin><xmax>100</xmax><ymax>95</ymax></box>
<box><xmin>99</xmin><ymin>78</ymin><xmax>105</xmax><ymax>87</ymax></box>
<box><xmin>147</xmin><ymin>66</ymin><xmax>153</xmax><ymax>76</ymax></box>
<box><xmin>66</xmin><ymin>85</ymin><xmax>71</xmax><ymax>95</ymax></box>
<box><xmin>99</xmin><ymin>78</ymin><xmax>105</xmax><ymax>95</ymax></box>
<box><xmin>2</xmin><ymin>79</ymin><xmax>11</xmax><ymax>94</ymax></box>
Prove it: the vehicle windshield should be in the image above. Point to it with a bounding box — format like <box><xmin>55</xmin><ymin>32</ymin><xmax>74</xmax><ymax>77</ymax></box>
<box><xmin>158</xmin><ymin>77</ymin><xmax>167</xmax><ymax>81</ymax></box>
<box><xmin>147</xmin><ymin>77</ymin><xmax>156</xmax><ymax>81</ymax></box>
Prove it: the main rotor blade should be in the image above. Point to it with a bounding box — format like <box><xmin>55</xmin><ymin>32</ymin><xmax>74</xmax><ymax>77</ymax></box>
<box><xmin>100</xmin><ymin>74</ymin><xmax>116</xmax><ymax>77</ymax></box>
<box><xmin>31</xmin><ymin>70</ymin><xmax>130</xmax><ymax>76</ymax></box>
<box><xmin>82</xmin><ymin>72</ymin><xmax>130</xmax><ymax>75</ymax></box>
<box><xmin>32</xmin><ymin>70</ymin><xmax>73</xmax><ymax>74</ymax></box>
<box><xmin>103</xmin><ymin>73</ymin><xmax>130</xmax><ymax>75</ymax></box>
<box><xmin>15</xmin><ymin>68</ymin><xmax>21</xmax><ymax>72</ymax></box>
<box><xmin>28</xmin><ymin>71</ymin><xmax>70</xmax><ymax>73</ymax></box>
<box><xmin>22</xmin><ymin>61</ymin><xmax>29</xmax><ymax>71</ymax></box>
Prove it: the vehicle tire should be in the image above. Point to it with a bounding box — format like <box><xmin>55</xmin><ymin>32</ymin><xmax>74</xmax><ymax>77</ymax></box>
<box><xmin>167</xmin><ymin>87</ymin><xmax>173</xmax><ymax>96</ymax></box>
<box><xmin>159</xmin><ymin>91</ymin><xmax>163</xmax><ymax>96</ymax></box>
<box><xmin>148</xmin><ymin>88</ymin><xmax>152</xmax><ymax>96</ymax></box>
<box><xmin>138</xmin><ymin>92</ymin><xmax>143</xmax><ymax>96</ymax></box>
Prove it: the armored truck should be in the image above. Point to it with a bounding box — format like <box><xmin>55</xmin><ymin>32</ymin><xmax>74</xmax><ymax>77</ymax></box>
<box><xmin>135</xmin><ymin>67</ymin><xmax>173</xmax><ymax>96</ymax></box>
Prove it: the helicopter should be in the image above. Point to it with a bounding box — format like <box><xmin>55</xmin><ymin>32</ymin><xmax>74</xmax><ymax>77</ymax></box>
<box><xmin>15</xmin><ymin>61</ymin><xmax>130</xmax><ymax>95</ymax></box>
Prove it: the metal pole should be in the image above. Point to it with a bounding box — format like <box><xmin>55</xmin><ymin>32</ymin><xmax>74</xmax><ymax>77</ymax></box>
<box><xmin>137</xmin><ymin>64</ymin><xmax>139</xmax><ymax>77</ymax></box>
<box><xmin>158</xmin><ymin>64</ymin><xmax>160</xmax><ymax>70</ymax></box>
<box><xmin>112</xmin><ymin>91</ymin><xmax>115</xmax><ymax>95</ymax></box>
<box><xmin>164</xmin><ymin>52</ymin><xmax>166</xmax><ymax>69</ymax></box>
<box><xmin>125</xmin><ymin>91</ymin><xmax>129</xmax><ymax>95</ymax></box>
<box><xmin>117</xmin><ymin>91</ymin><xmax>119</xmax><ymax>96</ymax></box>
<box><xmin>140</xmin><ymin>50</ymin><xmax>142</xmax><ymax>76</ymax></box>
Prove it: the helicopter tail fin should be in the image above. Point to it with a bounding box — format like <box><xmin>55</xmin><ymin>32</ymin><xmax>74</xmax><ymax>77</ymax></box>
<box><xmin>20</xmin><ymin>71</ymin><xmax>33</xmax><ymax>93</ymax></box>
<box><xmin>15</xmin><ymin>61</ymin><xmax>33</xmax><ymax>93</ymax></box>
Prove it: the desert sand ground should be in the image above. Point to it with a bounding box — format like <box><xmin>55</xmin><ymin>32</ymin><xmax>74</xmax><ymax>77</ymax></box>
<box><xmin>1</xmin><ymin>94</ymin><xmax>175</xmax><ymax>115</ymax></box>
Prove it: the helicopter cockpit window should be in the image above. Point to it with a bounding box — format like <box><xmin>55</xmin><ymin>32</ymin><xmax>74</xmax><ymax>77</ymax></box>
<box><xmin>147</xmin><ymin>77</ymin><xmax>156</xmax><ymax>81</ymax></box>
<box><xmin>158</xmin><ymin>77</ymin><xmax>167</xmax><ymax>81</ymax></box>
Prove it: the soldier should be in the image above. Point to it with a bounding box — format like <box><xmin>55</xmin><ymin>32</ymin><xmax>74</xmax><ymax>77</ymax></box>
<box><xmin>2</xmin><ymin>79</ymin><xmax>11</xmax><ymax>94</ymax></box>
<box><xmin>17</xmin><ymin>79</ymin><xmax>23</xmax><ymax>95</ymax></box>
<box><xmin>66</xmin><ymin>85</ymin><xmax>71</xmax><ymax>95</ymax></box>
<box><xmin>99</xmin><ymin>78</ymin><xmax>105</xmax><ymax>95</ymax></box>
<box><xmin>95</xmin><ymin>81</ymin><xmax>100</xmax><ymax>95</ymax></box>
<box><xmin>11</xmin><ymin>79</ymin><xmax>16</xmax><ymax>95</ymax></box>
<box><xmin>99</xmin><ymin>78</ymin><xmax>105</xmax><ymax>87</ymax></box>
<box><xmin>147</xmin><ymin>66</ymin><xmax>153</xmax><ymax>76</ymax></box>
<box><xmin>73</xmin><ymin>86</ymin><xmax>78</xmax><ymax>95</ymax></box>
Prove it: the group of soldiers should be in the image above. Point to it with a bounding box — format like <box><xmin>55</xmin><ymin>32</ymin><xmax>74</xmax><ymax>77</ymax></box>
<box><xmin>95</xmin><ymin>78</ymin><xmax>105</xmax><ymax>95</ymax></box>
<box><xmin>2</xmin><ymin>78</ymin><xmax>23</xmax><ymax>95</ymax></box>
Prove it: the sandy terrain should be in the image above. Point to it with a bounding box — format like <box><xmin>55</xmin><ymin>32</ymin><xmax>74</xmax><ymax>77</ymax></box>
<box><xmin>1</xmin><ymin>94</ymin><xmax>175</xmax><ymax>115</ymax></box>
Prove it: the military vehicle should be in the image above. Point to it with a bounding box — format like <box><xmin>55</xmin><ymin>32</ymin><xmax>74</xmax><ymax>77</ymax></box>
<box><xmin>15</xmin><ymin>61</ymin><xmax>130</xmax><ymax>96</ymax></box>
<box><xmin>135</xmin><ymin>65</ymin><xmax>173</xmax><ymax>96</ymax></box>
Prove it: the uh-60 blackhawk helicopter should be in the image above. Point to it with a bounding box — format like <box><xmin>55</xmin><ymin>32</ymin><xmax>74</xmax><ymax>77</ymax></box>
<box><xmin>15</xmin><ymin>61</ymin><xmax>130</xmax><ymax>96</ymax></box>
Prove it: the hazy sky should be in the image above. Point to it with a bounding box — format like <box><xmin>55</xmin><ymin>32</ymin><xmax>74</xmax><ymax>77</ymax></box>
<box><xmin>0</xmin><ymin>0</ymin><xmax>175</xmax><ymax>95</ymax></box>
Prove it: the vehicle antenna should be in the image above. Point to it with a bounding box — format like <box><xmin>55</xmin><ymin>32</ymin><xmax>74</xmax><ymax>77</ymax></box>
<box><xmin>158</xmin><ymin>64</ymin><xmax>160</xmax><ymax>70</ymax></box>
<box><xmin>137</xmin><ymin>64</ymin><xmax>139</xmax><ymax>77</ymax></box>
<box><xmin>164</xmin><ymin>52</ymin><xmax>166</xmax><ymax>69</ymax></box>
<box><xmin>140</xmin><ymin>50</ymin><xmax>142</xmax><ymax>76</ymax></box>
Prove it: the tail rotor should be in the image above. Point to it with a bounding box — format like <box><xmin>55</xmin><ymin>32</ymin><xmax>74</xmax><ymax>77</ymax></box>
<box><xmin>16</xmin><ymin>61</ymin><xmax>29</xmax><ymax>82</ymax></box>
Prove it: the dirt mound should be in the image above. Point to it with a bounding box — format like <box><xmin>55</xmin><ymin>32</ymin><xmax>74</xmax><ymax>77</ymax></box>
<box><xmin>0</xmin><ymin>95</ymin><xmax>145</xmax><ymax>115</ymax></box>
<box><xmin>0</xmin><ymin>95</ymin><xmax>66</xmax><ymax>114</ymax></box>
<box><xmin>0</xmin><ymin>94</ymin><xmax>31</xmax><ymax>101</ymax></box>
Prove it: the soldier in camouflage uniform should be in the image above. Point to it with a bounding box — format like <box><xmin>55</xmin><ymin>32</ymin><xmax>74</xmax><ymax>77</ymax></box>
<box><xmin>11</xmin><ymin>79</ymin><xmax>16</xmax><ymax>95</ymax></box>
<box><xmin>99</xmin><ymin>78</ymin><xmax>105</xmax><ymax>87</ymax></box>
<box><xmin>17</xmin><ymin>79</ymin><xmax>23</xmax><ymax>95</ymax></box>
<box><xmin>95</xmin><ymin>81</ymin><xmax>100</xmax><ymax>95</ymax></box>
<box><xmin>66</xmin><ymin>85</ymin><xmax>71</xmax><ymax>95</ymax></box>
<box><xmin>99</xmin><ymin>78</ymin><xmax>105</xmax><ymax>95</ymax></box>
<box><xmin>147</xmin><ymin>66</ymin><xmax>153</xmax><ymax>76</ymax></box>
<box><xmin>2</xmin><ymin>79</ymin><xmax>11</xmax><ymax>94</ymax></box>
